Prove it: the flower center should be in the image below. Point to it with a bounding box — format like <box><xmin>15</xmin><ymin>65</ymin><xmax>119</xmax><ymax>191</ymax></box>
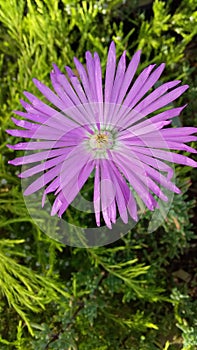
<box><xmin>87</xmin><ymin>130</ymin><xmax>117</xmax><ymax>158</ymax></box>
<box><xmin>92</xmin><ymin>133</ymin><xmax>109</xmax><ymax>148</ymax></box>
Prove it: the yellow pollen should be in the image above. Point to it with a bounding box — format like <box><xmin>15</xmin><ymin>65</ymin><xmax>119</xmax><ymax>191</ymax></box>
<box><xmin>95</xmin><ymin>133</ymin><xmax>108</xmax><ymax>148</ymax></box>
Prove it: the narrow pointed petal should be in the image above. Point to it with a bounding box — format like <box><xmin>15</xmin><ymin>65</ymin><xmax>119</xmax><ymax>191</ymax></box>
<box><xmin>111</xmin><ymin>50</ymin><xmax>126</xmax><ymax>103</ymax></box>
<box><xmin>94</xmin><ymin>52</ymin><xmax>103</xmax><ymax>103</ymax></box>
<box><xmin>111</xmin><ymin>152</ymin><xmax>156</xmax><ymax>210</ymax></box>
<box><xmin>7</xmin><ymin>141</ymin><xmax>75</xmax><ymax>151</ymax></box>
<box><xmin>53</xmin><ymin>160</ymin><xmax>94</xmax><ymax>217</ymax></box>
<box><xmin>104</xmin><ymin>41</ymin><xmax>116</xmax><ymax>103</ymax></box>
<box><xmin>131</xmin><ymin>149</ymin><xmax>174</xmax><ymax>180</ymax></box>
<box><xmin>122</xmin><ymin>64</ymin><xmax>156</xmax><ymax>107</ymax></box>
<box><xmin>116</xmin><ymin>50</ymin><xmax>141</xmax><ymax>105</ymax></box>
<box><xmin>94</xmin><ymin>161</ymin><xmax>101</xmax><ymax>227</ymax></box>
<box><xmin>23</xmin><ymin>162</ymin><xmax>62</xmax><ymax>195</ymax></box>
<box><xmin>74</xmin><ymin>57</ymin><xmax>93</xmax><ymax>102</ymax></box>
<box><xmin>128</xmin><ymin>64</ymin><xmax>166</xmax><ymax>108</ymax></box>
<box><xmin>100</xmin><ymin>159</ymin><xmax>117</xmax><ymax>228</ymax></box>
<box><xmin>131</xmin><ymin>146</ymin><xmax>197</xmax><ymax>167</ymax></box>
<box><xmin>108</xmin><ymin>156</ymin><xmax>138</xmax><ymax>221</ymax></box>
<box><xmin>129</xmin><ymin>80</ymin><xmax>180</xmax><ymax>115</ymax></box>
<box><xmin>20</xmin><ymin>152</ymin><xmax>71</xmax><ymax>179</ymax></box>
<box><xmin>130</xmin><ymin>105</ymin><xmax>187</xmax><ymax>130</ymax></box>
<box><xmin>33</xmin><ymin>79</ymin><xmax>67</xmax><ymax>110</ymax></box>
<box><xmin>85</xmin><ymin>51</ymin><xmax>97</xmax><ymax>101</ymax></box>
<box><xmin>132</xmin><ymin>85</ymin><xmax>189</xmax><ymax>124</ymax></box>
<box><xmin>57</xmin><ymin>147</ymin><xmax>92</xmax><ymax>193</ymax></box>
<box><xmin>108</xmin><ymin>164</ymin><xmax>128</xmax><ymax>223</ymax></box>
<box><xmin>24</xmin><ymin>89</ymin><xmax>65</xmax><ymax>112</ymax></box>
<box><xmin>8</xmin><ymin>148</ymin><xmax>68</xmax><ymax>166</ymax></box>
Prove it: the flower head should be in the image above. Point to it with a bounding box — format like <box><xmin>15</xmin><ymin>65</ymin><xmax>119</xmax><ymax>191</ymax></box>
<box><xmin>7</xmin><ymin>42</ymin><xmax>197</xmax><ymax>229</ymax></box>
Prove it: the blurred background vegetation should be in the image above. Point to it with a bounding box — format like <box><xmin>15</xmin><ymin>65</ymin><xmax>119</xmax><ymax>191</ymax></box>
<box><xmin>0</xmin><ymin>0</ymin><xmax>197</xmax><ymax>349</ymax></box>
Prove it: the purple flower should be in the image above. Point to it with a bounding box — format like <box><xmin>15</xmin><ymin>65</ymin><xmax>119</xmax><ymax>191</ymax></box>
<box><xmin>7</xmin><ymin>42</ymin><xmax>197</xmax><ymax>229</ymax></box>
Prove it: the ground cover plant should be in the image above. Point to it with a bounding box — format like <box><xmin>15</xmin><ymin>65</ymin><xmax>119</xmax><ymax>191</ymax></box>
<box><xmin>0</xmin><ymin>0</ymin><xmax>197</xmax><ymax>349</ymax></box>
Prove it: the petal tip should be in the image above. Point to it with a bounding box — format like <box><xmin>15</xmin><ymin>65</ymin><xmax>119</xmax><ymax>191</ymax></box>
<box><xmin>52</xmin><ymin>63</ymin><xmax>61</xmax><ymax>74</ymax></box>
<box><xmin>6</xmin><ymin>144</ymin><xmax>14</xmax><ymax>149</ymax></box>
<box><xmin>23</xmin><ymin>188</ymin><xmax>31</xmax><ymax>196</ymax></box>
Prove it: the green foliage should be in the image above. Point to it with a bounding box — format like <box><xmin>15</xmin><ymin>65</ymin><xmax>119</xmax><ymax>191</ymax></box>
<box><xmin>135</xmin><ymin>0</ymin><xmax>197</xmax><ymax>77</ymax></box>
<box><xmin>171</xmin><ymin>288</ymin><xmax>197</xmax><ymax>350</ymax></box>
<box><xmin>0</xmin><ymin>0</ymin><xmax>196</xmax><ymax>349</ymax></box>
<box><xmin>0</xmin><ymin>239</ymin><xmax>69</xmax><ymax>336</ymax></box>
